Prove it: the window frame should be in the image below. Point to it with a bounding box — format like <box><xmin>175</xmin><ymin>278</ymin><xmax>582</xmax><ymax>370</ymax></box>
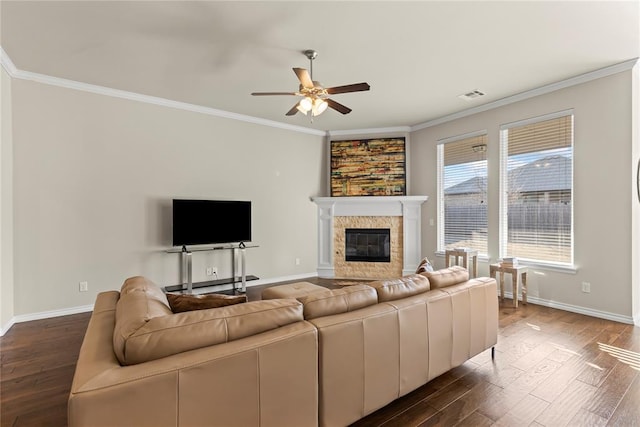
<box><xmin>437</xmin><ymin>130</ymin><xmax>489</xmax><ymax>256</ymax></box>
<box><xmin>499</xmin><ymin>109</ymin><xmax>575</xmax><ymax>270</ymax></box>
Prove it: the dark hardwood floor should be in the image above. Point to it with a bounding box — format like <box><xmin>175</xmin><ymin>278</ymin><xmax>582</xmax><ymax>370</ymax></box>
<box><xmin>1</xmin><ymin>278</ymin><xmax>639</xmax><ymax>426</ymax></box>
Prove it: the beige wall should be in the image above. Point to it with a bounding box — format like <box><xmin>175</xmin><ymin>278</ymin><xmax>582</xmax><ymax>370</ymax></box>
<box><xmin>10</xmin><ymin>79</ymin><xmax>325</xmax><ymax>315</ymax></box>
<box><xmin>632</xmin><ymin>64</ymin><xmax>639</xmax><ymax>326</ymax></box>
<box><xmin>411</xmin><ymin>70</ymin><xmax>635</xmax><ymax>319</ymax></box>
<box><xmin>1</xmin><ymin>66</ymin><xmax>14</xmax><ymax>330</ymax></box>
<box><xmin>2</xmin><ymin>61</ymin><xmax>637</xmax><ymax>326</ymax></box>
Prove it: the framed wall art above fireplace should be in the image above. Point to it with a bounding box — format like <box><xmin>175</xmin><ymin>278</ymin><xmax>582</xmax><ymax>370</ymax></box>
<box><xmin>330</xmin><ymin>137</ymin><xmax>406</xmax><ymax>197</ymax></box>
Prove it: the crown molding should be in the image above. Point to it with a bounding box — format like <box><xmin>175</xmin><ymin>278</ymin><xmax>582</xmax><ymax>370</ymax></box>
<box><xmin>0</xmin><ymin>46</ymin><xmax>326</xmax><ymax>137</ymax></box>
<box><xmin>0</xmin><ymin>47</ymin><xmax>18</xmax><ymax>75</ymax></box>
<box><xmin>328</xmin><ymin>126</ymin><xmax>411</xmax><ymax>138</ymax></box>
<box><xmin>411</xmin><ymin>57</ymin><xmax>639</xmax><ymax>132</ymax></box>
<box><xmin>2</xmin><ymin>46</ymin><xmax>637</xmax><ymax>137</ymax></box>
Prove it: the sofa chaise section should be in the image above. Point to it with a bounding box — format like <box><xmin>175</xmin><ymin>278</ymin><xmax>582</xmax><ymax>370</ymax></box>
<box><xmin>68</xmin><ymin>277</ymin><xmax>318</xmax><ymax>427</ymax></box>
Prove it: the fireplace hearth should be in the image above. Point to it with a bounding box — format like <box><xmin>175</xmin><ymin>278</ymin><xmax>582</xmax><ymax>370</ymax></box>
<box><xmin>345</xmin><ymin>228</ymin><xmax>391</xmax><ymax>262</ymax></box>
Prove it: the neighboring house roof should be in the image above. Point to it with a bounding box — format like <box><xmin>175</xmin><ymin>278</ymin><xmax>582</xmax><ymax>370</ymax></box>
<box><xmin>445</xmin><ymin>155</ymin><xmax>571</xmax><ymax>195</ymax></box>
<box><xmin>445</xmin><ymin>176</ymin><xmax>487</xmax><ymax>195</ymax></box>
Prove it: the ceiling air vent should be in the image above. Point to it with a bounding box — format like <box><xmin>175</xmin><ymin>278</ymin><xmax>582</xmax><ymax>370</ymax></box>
<box><xmin>458</xmin><ymin>90</ymin><xmax>486</xmax><ymax>101</ymax></box>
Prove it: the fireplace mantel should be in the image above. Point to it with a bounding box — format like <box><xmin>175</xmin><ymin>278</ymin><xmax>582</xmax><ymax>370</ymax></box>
<box><xmin>311</xmin><ymin>196</ymin><xmax>428</xmax><ymax>277</ymax></box>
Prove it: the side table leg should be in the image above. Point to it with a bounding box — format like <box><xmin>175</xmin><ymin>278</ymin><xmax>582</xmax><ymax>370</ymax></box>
<box><xmin>490</xmin><ymin>269</ymin><xmax>499</xmax><ymax>302</ymax></box>
<box><xmin>472</xmin><ymin>255</ymin><xmax>478</xmax><ymax>278</ymax></box>
<box><xmin>500</xmin><ymin>272</ymin><xmax>505</xmax><ymax>302</ymax></box>
<box><xmin>513</xmin><ymin>272</ymin><xmax>519</xmax><ymax>308</ymax></box>
<box><xmin>522</xmin><ymin>272</ymin><xmax>527</xmax><ymax>305</ymax></box>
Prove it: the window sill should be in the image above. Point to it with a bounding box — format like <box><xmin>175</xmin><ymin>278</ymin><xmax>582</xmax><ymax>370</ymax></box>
<box><xmin>512</xmin><ymin>260</ymin><xmax>578</xmax><ymax>274</ymax></box>
<box><xmin>434</xmin><ymin>251</ymin><xmax>578</xmax><ymax>274</ymax></box>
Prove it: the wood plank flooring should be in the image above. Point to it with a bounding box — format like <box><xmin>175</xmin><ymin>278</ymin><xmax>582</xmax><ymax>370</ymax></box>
<box><xmin>1</xmin><ymin>278</ymin><xmax>639</xmax><ymax>426</ymax></box>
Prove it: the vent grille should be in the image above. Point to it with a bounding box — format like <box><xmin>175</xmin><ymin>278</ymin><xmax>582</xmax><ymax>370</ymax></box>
<box><xmin>458</xmin><ymin>90</ymin><xmax>486</xmax><ymax>101</ymax></box>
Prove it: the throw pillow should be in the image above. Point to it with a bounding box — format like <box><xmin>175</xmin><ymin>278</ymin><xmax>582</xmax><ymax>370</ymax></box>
<box><xmin>416</xmin><ymin>257</ymin><xmax>434</xmax><ymax>274</ymax></box>
<box><xmin>166</xmin><ymin>292</ymin><xmax>247</xmax><ymax>313</ymax></box>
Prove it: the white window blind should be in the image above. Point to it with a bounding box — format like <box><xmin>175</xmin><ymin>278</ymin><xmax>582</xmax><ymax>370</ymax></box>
<box><xmin>500</xmin><ymin>112</ymin><xmax>573</xmax><ymax>264</ymax></box>
<box><xmin>438</xmin><ymin>133</ymin><xmax>488</xmax><ymax>254</ymax></box>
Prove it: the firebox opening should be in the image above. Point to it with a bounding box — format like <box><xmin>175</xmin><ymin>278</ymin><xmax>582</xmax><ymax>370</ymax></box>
<box><xmin>345</xmin><ymin>228</ymin><xmax>391</xmax><ymax>263</ymax></box>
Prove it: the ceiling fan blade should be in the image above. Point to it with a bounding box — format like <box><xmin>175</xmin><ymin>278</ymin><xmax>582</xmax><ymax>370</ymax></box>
<box><xmin>285</xmin><ymin>103</ymin><xmax>300</xmax><ymax>116</ymax></box>
<box><xmin>325</xmin><ymin>82</ymin><xmax>370</xmax><ymax>95</ymax></box>
<box><xmin>326</xmin><ymin>98</ymin><xmax>352</xmax><ymax>115</ymax></box>
<box><xmin>251</xmin><ymin>92</ymin><xmax>298</xmax><ymax>96</ymax></box>
<box><xmin>293</xmin><ymin>68</ymin><xmax>314</xmax><ymax>89</ymax></box>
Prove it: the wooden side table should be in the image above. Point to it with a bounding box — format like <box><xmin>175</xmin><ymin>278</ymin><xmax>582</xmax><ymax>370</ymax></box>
<box><xmin>445</xmin><ymin>249</ymin><xmax>479</xmax><ymax>278</ymax></box>
<box><xmin>489</xmin><ymin>263</ymin><xmax>528</xmax><ymax>308</ymax></box>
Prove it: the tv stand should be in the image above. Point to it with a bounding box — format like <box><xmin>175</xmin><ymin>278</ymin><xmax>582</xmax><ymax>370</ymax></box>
<box><xmin>165</xmin><ymin>243</ymin><xmax>258</xmax><ymax>294</ymax></box>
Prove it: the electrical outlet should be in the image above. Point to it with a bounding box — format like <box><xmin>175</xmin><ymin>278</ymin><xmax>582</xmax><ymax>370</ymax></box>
<box><xmin>206</xmin><ymin>267</ymin><xmax>218</xmax><ymax>276</ymax></box>
<box><xmin>581</xmin><ymin>282</ymin><xmax>591</xmax><ymax>293</ymax></box>
<box><xmin>429</xmin><ymin>218</ymin><xmax>435</xmax><ymax>226</ymax></box>
<box><xmin>79</xmin><ymin>281</ymin><xmax>88</xmax><ymax>292</ymax></box>
<box><xmin>295</xmin><ymin>258</ymin><xmax>301</xmax><ymax>266</ymax></box>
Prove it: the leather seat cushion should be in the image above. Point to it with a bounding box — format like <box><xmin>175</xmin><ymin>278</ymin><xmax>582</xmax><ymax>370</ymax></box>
<box><xmin>296</xmin><ymin>284</ymin><xmax>378</xmax><ymax>320</ymax></box>
<box><xmin>261</xmin><ymin>281</ymin><xmax>328</xmax><ymax>299</ymax></box>
<box><xmin>368</xmin><ymin>274</ymin><xmax>431</xmax><ymax>302</ymax></box>
<box><xmin>113</xmin><ymin>277</ymin><xmax>304</xmax><ymax>365</ymax></box>
<box><xmin>421</xmin><ymin>266</ymin><xmax>469</xmax><ymax>289</ymax></box>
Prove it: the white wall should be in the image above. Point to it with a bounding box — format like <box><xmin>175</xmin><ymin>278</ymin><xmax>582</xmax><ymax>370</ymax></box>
<box><xmin>1</xmin><ymin>66</ymin><xmax>15</xmax><ymax>332</ymax></box>
<box><xmin>10</xmin><ymin>78</ymin><xmax>325</xmax><ymax>316</ymax></box>
<box><xmin>411</xmin><ymin>70</ymin><xmax>635</xmax><ymax>321</ymax></box>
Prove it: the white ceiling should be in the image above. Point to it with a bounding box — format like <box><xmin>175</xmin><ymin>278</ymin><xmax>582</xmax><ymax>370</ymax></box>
<box><xmin>1</xmin><ymin>1</ymin><xmax>639</xmax><ymax>132</ymax></box>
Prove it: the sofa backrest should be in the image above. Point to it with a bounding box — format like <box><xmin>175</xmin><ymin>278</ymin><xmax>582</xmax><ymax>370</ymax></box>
<box><xmin>420</xmin><ymin>265</ymin><xmax>469</xmax><ymax>288</ymax></box>
<box><xmin>296</xmin><ymin>284</ymin><xmax>378</xmax><ymax>320</ymax></box>
<box><xmin>367</xmin><ymin>274</ymin><xmax>431</xmax><ymax>302</ymax></box>
<box><xmin>113</xmin><ymin>277</ymin><xmax>304</xmax><ymax>365</ymax></box>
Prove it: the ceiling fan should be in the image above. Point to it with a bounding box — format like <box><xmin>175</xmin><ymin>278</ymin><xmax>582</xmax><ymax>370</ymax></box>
<box><xmin>251</xmin><ymin>49</ymin><xmax>370</xmax><ymax>118</ymax></box>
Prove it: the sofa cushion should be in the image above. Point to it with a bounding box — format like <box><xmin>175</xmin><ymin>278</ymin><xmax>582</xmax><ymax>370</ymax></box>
<box><xmin>368</xmin><ymin>274</ymin><xmax>431</xmax><ymax>302</ymax></box>
<box><xmin>261</xmin><ymin>281</ymin><xmax>328</xmax><ymax>299</ymax></box>
<box><xmin>116</xmin><ymin>295</ymin><xmax>304</xmax><ymax>365</ymax></box>
<box><xmin>415</xmin><ymin>257</ymin><xmax>434</xmax><ymax>274</ymax></box>
<box><xmin>421</xmin><ymin>266</ymin><xmax>469</xmax><ymax>289</ymax></box>
<box><xmin>166</xmin><ymin>292</ymin><xmax>247</xmax><ymax>313</ymax></box>
<box><xmin>296</xmin><ymin>284</ymin><xmax>378</xmax><ymax>320</ymax></box>
<box><xmin>113</xmin><ymin>276</ymin><xmax>173</xmax><ymax>364</ymax></box>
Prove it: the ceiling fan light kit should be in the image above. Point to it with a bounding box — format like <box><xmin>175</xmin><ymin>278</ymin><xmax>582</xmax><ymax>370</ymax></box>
<box><xmin>251</xmin><ymin>49</ymin><xmax>370</xmax><ymax>121</ymax></box>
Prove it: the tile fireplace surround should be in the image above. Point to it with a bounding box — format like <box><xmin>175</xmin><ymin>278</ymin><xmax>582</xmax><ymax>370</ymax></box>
<box><xmin>311</xmin><ymin>196</ymin><xmax>428</xmax><ymax>278</ymax></box>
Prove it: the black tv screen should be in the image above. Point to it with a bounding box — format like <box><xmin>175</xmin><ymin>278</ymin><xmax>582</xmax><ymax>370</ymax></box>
<box><xmin>172</xmin><ymin>199</ymin><xmax>251</xmax><ymax>246</ymax></box>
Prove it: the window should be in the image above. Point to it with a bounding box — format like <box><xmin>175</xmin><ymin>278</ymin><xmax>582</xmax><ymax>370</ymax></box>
<box><xmin>437</xmin><ymin>132</ymin><xmax>488</xmax><ymax>254</ymax></box>
<box><xmin>500</xmin><ymin>111</ymin><xmax>573</xmax><ymax>265</ymax></box>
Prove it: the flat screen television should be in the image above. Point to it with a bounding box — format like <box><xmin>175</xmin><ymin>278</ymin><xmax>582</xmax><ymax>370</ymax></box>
<box><xmin>172</xmin><ymin>199</ymin><xmax>251</xmax><ymax>246</ymax></box>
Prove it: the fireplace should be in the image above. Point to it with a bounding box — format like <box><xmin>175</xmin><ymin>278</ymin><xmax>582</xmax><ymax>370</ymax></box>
<box><xmin>311</xmin><ymin>195</ymin><xmax>428</xmax><ymax>278</ymax></box>
<box><xmin>345</xmin><ymin>228</ymin><xmax>391</xmax><ymax>262</ymax></box>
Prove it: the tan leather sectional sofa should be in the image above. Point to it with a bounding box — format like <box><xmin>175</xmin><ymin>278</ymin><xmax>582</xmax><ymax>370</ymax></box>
<box><xmin>68</xmin><ymin>268</ymin><xmax>498</xmax><ymax>427</ymax></box>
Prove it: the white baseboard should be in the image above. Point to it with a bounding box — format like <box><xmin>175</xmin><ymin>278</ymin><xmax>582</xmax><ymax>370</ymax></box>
<box><xmin>502</xmin><ymin>291</ymin><xmax>634</xmax><ymax>324</ymax></box>
<box><xmin>251</xmin><ymin>272</ymin><xmax>318</xmax><ymax>286</ymax></box>
<box><xmin>0</xmin><ymin>317</ymin><xmax>16</xmax><ymax>337</ymax></box>
<box><xmin>3</xmin><ymin>274</ymin><xmax>631</xmax><ymax>336</ymax></box>
<box><xmin>0</xmin><ymin>273</ymin><xmax>320</xmax><ymax>335</ymax></box>
<box><xmin>0</xmin><ymin>304</ymin><xmax>94</xmax><ymax>337</ymax></box>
